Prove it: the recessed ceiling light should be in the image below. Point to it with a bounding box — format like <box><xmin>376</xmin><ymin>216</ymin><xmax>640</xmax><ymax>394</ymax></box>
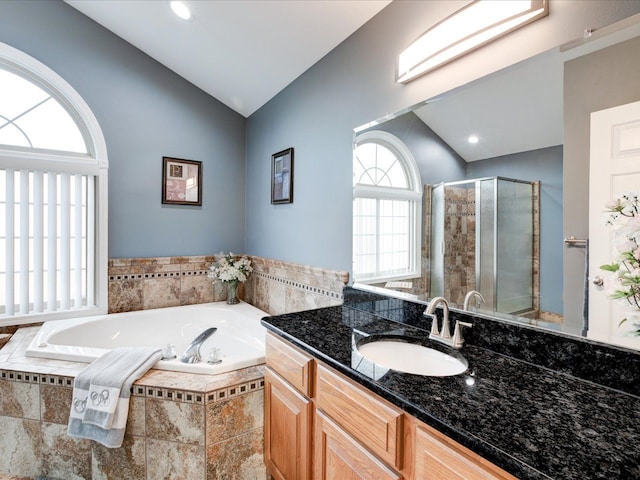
<box><xmin>170</xmin><ymin>1</ymin><xmax>192</xmax><ymax>20</ymax></box>
<box><xmin>468</xmin><ymin>135</ymin><xmax>479</xmax><ymax>144</ymax></box>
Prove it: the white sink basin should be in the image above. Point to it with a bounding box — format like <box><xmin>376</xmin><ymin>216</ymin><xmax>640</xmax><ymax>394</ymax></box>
<box><xmin>357</xmin><ymin>339</ymin><xmax>468</xmax><ymax>377</ymax></box>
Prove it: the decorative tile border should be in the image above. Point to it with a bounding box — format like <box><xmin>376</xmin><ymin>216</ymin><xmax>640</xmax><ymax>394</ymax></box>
<box><xmin>253</xmin><ymin>271</ymin><xmax>342</xmax><ymax>300</ymax></box>
<box><xmin>249</xmin><ymin>256</ymin><xmax>349</xmax><ymax>285</ymax></box>
<box><xmin>108</xmin><ymin>270</ymin><xmax>210</xmax><ymax>282</ymax></box>
<box><xmin>0</xmin><ymin>370</ymin><xmax>74</xmax><ymax>387</ymax></box>
<box><xmin>3</xmin><ymin>367</ymin><xmax>264</xmax><ymax>408</ymax></box>
<box><xmin>132</xmin><ymin>378</ymin><xmax>265</xmax><ymax>405</ymax></box>
<box><xmin>205</xmin><ymin>378</ymin><xmax>265</xmax><ymax>404</ymax></box>
<box><xmin>3</xmin><ymin>372</ymin><xmax>265</xmax><ymax>404</ymax></box>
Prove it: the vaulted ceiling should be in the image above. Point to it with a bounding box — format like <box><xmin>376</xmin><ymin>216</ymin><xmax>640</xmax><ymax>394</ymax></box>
<box><xmin>65</xmin><ymin>0</ymin><xmax>392</xmax><ymax>117</ymax></box>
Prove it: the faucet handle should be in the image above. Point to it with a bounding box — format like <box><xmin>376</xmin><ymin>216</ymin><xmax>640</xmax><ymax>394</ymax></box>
<box><xmin>426</xmin><ymin>312</ymin><xmax>440</xmax><ymax>336</ymax></box>
<box><xmin>452</xmin><ymin>321</ymin><xmax>473</xmax><ymax>348</ymax></box>
<box><xmin>161</xmin><ymin>344</ymin><xmax>176</xmax><ymax>360</ymax></box>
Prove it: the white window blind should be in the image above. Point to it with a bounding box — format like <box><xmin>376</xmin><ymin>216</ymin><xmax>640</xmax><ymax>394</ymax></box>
<box><xmin>0</xmin><ymin>169</ymin><xmax>95</xmax><ymax>317</ymax></box>
<box><xmin>0</xmin><ymin>42</ymin><xmax>108</xmax><ymax>325</ymax></box>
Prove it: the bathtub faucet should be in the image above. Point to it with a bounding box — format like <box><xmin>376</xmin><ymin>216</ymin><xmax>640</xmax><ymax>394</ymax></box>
<box><xmin>180</xmin><ymin>327</ymin><xmax>218</xmax><ymax>363</ymax></box>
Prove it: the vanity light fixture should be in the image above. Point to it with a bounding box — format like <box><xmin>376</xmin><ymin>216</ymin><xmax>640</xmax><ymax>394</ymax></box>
<box><xmin>397</xmin><ymin>0</ymin><xmax>548</xmax><ymax>83</ymax></box>
<box><xmin>170</xmin><ymin>1</ymin><xmax>192</xmax><ymax>21</ymax></box>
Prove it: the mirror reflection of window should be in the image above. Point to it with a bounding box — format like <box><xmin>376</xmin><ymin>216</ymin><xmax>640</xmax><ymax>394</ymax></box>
<box><xmin>353</xmin><ymin>131</ymin><xmax>421</xmax><ymax>284</ymax></box>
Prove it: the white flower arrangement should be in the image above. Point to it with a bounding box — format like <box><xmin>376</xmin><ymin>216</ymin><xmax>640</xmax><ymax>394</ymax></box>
<box><xmin>208</xmin><ymin>252</ymin><xmax>253</xmax><ymax>284</ymax></box>
<box><xmin>601</xmin><ymin>193</ymin><xmax>640</xmax><ymax>336</ymax></box>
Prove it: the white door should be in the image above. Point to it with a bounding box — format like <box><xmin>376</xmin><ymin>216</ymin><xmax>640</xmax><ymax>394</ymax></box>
<box><xmin>589</xmin><ymin>100</ymin><xmax>640</xmax><ymax>349</ymax></box>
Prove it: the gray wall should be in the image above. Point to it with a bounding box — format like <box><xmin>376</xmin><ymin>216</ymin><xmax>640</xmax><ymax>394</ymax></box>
<box><xmin>245</xmin><ymin>0</ymin><xmax>640</xmax><ymax>278</ymax></box>
<box><xmin>564</xmin><ymin>35</ymin><xmax>640</xmax><ymax>330</ymax></box>
<box><xmin>2</xmin><ymin>0</ymin><xmax>639</xmax><ymax>301</ymax></box>
<box><xmin>467</xmin><ymin>146</ymin><xmax>564</xmax><ymax>314</ymax></box>
<box><xmin>0</xmin><ymin>0</ymin><xmax>247</xmax><ymax>258</ymax></box>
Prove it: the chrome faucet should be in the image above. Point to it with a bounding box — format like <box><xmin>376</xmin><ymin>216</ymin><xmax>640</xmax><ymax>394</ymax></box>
<box><xmin>424</xmin><ymin>297</ymin><xmax>472</xmax><ymax>349</ymax></box>
<box><xmin>180</xmin><ymin>327</ymin><xmax>217</xmax><ymax>363</ymax></box>
<box><xmin>463</xmin><ymin>290</ymin><xmax>485</xmax><ymax>311</ymax></box>
<box><xmin>424</xmin><ymin>296</ymin><xmax>451</xmax><ymax>339</ymax></box>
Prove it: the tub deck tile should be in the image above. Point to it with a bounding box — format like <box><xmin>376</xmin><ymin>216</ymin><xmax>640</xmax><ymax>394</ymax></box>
<box><xmin>0</xmin><ymin>417</ymin><xmax>42</xmax><ymax>477</ymax></box>
<box><xmin>146</xmin><ymin>439</ymin><xmax>205</xmax><ymax>480</ymax></box>
<box><xmin>206</xmin><ymin>427</ymin><xmax>266</xmax><ymax>480</ymax></box>
<box><xmin>146</xmin><ymin>398</ymin><xmax>205</xmax><ymax>445</ymax></box>
<box><xmin>0</xmin><ymin>380</ymin><xmax>40</xmax><ymax>419</ymax></box>
<box><xmin>92</xmin><ymin>434</ymin><xmax>146</xmax><ymax>480</ymax></box>
<box><xmin>41</xmin><ymin>422</ymin><xmax>92</xmax><ymax>480</ymax></box>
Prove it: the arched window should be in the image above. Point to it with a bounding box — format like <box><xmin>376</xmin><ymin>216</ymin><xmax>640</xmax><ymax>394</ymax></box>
<box><xmin>353</xmin><ymin>130</ymin><xmax>421</xmax><ymax>283</ymax></box>
<box><xmin>0</xmin><ymin>43</ymin><xmax>108</xmax><ymax>325</ymax></box>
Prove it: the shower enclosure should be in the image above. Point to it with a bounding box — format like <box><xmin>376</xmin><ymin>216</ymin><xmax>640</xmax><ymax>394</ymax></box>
<box><xmin>429</xmin><ymin>176</ymin><xmax>538</xmax><ymax>316</ymax></box>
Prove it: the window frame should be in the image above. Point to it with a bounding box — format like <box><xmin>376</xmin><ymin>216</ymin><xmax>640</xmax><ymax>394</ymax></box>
<box><xmin>353</xmin><ymin>130</ymin><xmax>422</xmax><ymax>284</ymax></box>
<box><xmin>0</xmin><ymin>42</ymin><xmax>108</xmax><ymax>326</ymax></box>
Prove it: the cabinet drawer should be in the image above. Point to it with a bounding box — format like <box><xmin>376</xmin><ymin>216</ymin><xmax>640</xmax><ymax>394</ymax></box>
<box><xmin>314</xmin><ymin>410</ymin><xmax>402</xmax><ymax>480</ymax></box>
<box><xmin>414</xmin><ymin>423</ymin><xmax>518</xmax><ymax>480</ymax></box>
<box><xmin>266</xmin><ymin>332</ymin><xmax>314</xmax><ymax>397</ymax></box>
<box><xmin>315</xmin><ymin>363</ymin><xmax>404</xmax><ymax>469</ymax></box>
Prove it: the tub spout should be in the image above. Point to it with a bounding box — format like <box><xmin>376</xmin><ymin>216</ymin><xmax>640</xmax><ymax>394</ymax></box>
<box><xmin>180</xmin><ymin>327</ymin><xmax>217</xmax><ymax>364</ymax></box>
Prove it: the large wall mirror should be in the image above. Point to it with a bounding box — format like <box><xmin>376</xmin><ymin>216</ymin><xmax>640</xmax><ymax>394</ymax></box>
<box><xmin>352</xmin><ymin>15</ymin><xmax>640</xmax><ymax>350</ymax></box>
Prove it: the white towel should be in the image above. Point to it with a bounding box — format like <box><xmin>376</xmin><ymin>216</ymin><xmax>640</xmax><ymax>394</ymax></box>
<box><xmin>67</xmin><ymin>347</ymin><xmax>161</xmax><ymax>448</ymax></box>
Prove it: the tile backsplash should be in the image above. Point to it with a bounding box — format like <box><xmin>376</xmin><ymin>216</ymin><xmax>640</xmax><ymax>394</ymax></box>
<box><xmin>108</xmin><ymin>254</ymin><xmax>349</xmax><ymax>315</ymax></box>
<box><xmin>243</xmin><ymin>256</ymin><xmax>349</xmax><ymax>315</ymax></box>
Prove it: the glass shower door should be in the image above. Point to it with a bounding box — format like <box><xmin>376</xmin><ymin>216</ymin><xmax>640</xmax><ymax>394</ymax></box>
<box><xmin>496</xmin><ymin>178</ymin><xmax>534</xmax><ymax>314</ymax></box>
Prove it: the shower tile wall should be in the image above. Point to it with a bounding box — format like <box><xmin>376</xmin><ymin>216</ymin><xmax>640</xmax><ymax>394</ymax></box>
<box><xmin>420</xmin><ymin>185</ymin><xmax>432</xmax><ymax>296</ymax></box>
<box><xmin>442</xmin><ymin>186</ymin><xmax>477</xmax><ymax>305</ymax></box>
<box><xmin>426</xmin><ymin>181</ymin><xmax>540</xmax><ymax>315</ymax></box>
<box><xmin>108</xmin><ymin>255</ymin><xmax>349</xmax><ymax>315</ymax></box>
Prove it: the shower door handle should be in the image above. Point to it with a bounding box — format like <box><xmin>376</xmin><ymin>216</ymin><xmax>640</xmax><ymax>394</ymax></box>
<box><xmin>592</xmin><ymin>275</ymin><xmax>604</xmax><ymax>287</ymax></box>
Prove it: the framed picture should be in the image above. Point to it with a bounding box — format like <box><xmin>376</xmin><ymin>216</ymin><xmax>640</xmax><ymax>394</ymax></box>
<box><xmin>162</xmin><ymin>157</ymin><xmax>202</xmax><ymax>206</ymax></box>
<box><xmin>271</xmin><ymin>148</ymin><xmax>294</xmax><ymax>204</ymax></box>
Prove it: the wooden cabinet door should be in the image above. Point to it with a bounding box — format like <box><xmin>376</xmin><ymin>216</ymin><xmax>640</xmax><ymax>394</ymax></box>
<box><xmin>264</xmin><ymin>367</ymin><xmax>313</xmax><ymax>480</ymax></box>
<box><xmin>314</xmin><ymin>410</ymin><xmax>402</xmax><ymax>480</ymax></box>
<box><xmin>414</xmin><ymin>424</ymin><xmax>517</xmax><ymax>480</ymax></box>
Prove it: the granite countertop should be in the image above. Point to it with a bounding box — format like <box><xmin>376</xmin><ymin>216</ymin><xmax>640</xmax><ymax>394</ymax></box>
<box><xmin>261</xmin><ymin>304</ymin><xmax>640</xmax><ymax>480</ymax></box>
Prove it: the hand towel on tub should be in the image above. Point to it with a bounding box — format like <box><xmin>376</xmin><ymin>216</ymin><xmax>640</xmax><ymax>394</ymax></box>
<box><xmin>67</xmin><ymin>347</ymin><xmax>161</xmax><ymax>448</ymax></box>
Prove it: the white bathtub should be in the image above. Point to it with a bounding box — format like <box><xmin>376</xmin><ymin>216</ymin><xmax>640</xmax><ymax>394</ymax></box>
<box><xmin>26</xmin><ymin>302</ymin><xmax>268</xmax><ymax>375</ymax></box>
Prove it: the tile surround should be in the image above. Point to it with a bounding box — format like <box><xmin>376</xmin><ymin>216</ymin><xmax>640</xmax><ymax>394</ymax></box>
<box><xmin>1</xmin><ymin>254</ymin><xmax>347</xmax><ymax>479</ymax></box>
<box><xmin>0</xmin><ymin>328</ymin><xmax>268</xmax><ymax>479</ymax></box>
<box><xmin>243</xmin><ymin>256</ymin><xmax>349</xmax><ymax>314</ymax></box>
<box><xmin>108</xmin><ymin>254</ymin><xmax>349</xmax><ymax>315</ymax></box>
<box><xmin>108</xmin><ymin>256</ymin><xmax>217</xmax><ymax>313</ymax></box>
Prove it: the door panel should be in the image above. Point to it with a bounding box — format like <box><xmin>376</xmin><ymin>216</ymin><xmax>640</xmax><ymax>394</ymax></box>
<box><xmin>589</xmin><ymin>100</ymin><xmax>640</xmax><ymax>349</ymax></box>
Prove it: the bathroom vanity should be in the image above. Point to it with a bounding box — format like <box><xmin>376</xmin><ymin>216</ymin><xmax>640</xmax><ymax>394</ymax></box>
<box><xmin>261</xmin><ymin>289</ymin><xmax>640</xmax><ymax>480</ymax></box>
